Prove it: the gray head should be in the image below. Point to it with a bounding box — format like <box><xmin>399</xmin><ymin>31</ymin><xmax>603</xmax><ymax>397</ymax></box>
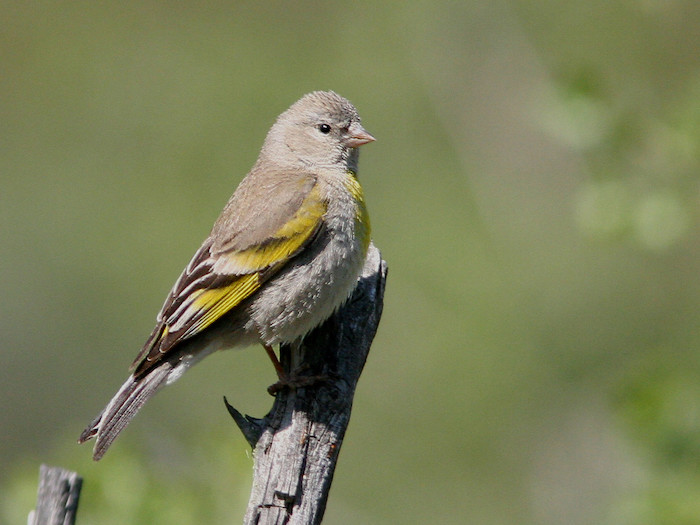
<box><xmin>259</xmin><ymin>91</ymin><xmax>375</xmax><ymax>172</ymax></box>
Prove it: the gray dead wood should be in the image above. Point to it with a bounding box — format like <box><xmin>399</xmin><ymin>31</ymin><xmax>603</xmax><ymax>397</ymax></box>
<box><xmin>225</xmin><ymin>243</ymin><xmax>387</xmax><ymax>525</ymax></box>
<box><xmin>28</xmin><ymin>464</ymin><xmax>82</xmax><ymax>525</ymax></box>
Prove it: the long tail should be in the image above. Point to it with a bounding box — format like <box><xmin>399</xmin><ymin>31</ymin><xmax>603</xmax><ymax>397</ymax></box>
<box><xmin>78</xmin><ymin>362</ymin><xmax>172</xmax><ymax>460</ymax></box>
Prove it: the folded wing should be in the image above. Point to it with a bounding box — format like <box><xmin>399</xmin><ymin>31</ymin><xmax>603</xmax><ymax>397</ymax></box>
<box><xmin>130</xmin><ymin>171</ymin><xmax>327</xmax><ymax>377</ymax></box>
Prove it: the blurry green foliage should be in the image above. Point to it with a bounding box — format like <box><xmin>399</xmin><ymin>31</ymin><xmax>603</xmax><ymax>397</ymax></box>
<box><xmin>548</xmin><ymin>68</ymin><xmax>700</xmax><ymax>250</ymax></box>
<box><xmin>613</xmin><ymin>357</ymin><xmax>700</xmax><ymax>524</ymax></box>
<box><xmin>2</xmin><ymin>1</ymin><xmax>700</xmax><ymax>524</ymax></box>
<box><xmin>2</xmin><ymin>434</ymin><xmax>253</xmax><ymax>524</ymax></box>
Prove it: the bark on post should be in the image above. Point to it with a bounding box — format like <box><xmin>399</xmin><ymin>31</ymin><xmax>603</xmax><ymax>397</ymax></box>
<box><xmin>226</xmin><ymin>243</ymin><xmax>387</xmax><ymax>525</ymax></box>
<box><xmin>28</xmin><ymin>464</ymin><xmax>82</xmax><ymax>525</ymax></box>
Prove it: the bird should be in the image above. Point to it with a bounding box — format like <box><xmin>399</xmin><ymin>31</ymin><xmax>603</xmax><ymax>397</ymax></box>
<box><xmin>78</xmin><ymin>91</ymin><xmax>374</xmax><ymax>460</ymax></box>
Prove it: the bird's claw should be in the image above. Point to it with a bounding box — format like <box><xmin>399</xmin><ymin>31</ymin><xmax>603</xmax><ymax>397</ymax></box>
<box><xmin>267</xmin><ymin>365</ymin><xmax>330</xmax><ymax>395</ymax></box>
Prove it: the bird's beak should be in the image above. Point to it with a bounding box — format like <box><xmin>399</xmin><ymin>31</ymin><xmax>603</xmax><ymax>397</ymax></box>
<box><xmin>345</xmin><ymin>122</ymin><xmax>376</xmax><ymax>148</ymax></box>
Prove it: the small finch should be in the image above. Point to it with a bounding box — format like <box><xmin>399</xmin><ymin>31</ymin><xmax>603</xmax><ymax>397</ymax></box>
<box><xmin>79</xmin><ymin>91</ymin><xmax>374</xmax><ymax>460</ymax></box>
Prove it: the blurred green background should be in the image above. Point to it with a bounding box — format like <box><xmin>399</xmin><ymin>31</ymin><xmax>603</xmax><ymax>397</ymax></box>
<box><xmin>3</xmin><ymin>1</ymin><xmax>700</xmax><ymax>523</ymax></box>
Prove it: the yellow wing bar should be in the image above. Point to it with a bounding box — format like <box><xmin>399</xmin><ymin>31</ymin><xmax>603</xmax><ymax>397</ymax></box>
<box><xmin>180</xmin><ymin>273</ymin><xmax>261</xmax><ymax>339</ymax></box>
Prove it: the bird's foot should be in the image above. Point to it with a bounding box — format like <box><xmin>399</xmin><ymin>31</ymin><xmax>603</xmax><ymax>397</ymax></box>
<box><xmin>267</xmin><ymin>364</ymin><xmax>330</xmax><ymax>395</ymax></box>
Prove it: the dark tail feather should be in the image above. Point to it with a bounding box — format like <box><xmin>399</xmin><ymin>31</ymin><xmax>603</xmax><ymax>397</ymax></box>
<box><xmin>78</xmin><ymin>363</ymin><xmax>172</xmax><ymax>460</ymax></box>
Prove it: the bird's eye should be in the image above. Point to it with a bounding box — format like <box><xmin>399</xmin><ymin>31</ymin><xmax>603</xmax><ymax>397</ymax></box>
<box><xmin>318</xmin><ymin>123</ymin><xmax>331</xmax><ymax>134</ymax></box>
